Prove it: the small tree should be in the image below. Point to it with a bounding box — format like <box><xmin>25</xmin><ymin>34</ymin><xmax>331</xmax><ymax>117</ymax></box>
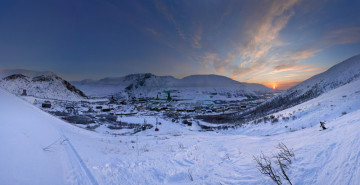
<box><xmin>254</xmin><ymin>143</ymin><xmax>295</xmax><ymax>185</ymax></box>
<box><xmin>166</xmin><ymin>91</ymin><xmax>172</xmax><ymax>101</ymax></box>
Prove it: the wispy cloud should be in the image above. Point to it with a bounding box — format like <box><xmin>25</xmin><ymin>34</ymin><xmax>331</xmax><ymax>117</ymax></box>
<box><xmin>145</xmin><ymin>27</ymin><xmax>160</xmax><ymax>37</ymax></box>
<box><xmin>191</xmin><ymin>25</ymin><xmax>202</xmax><ymax>49</ymax></box>
<box><xmin>154</xmin><ymin>0</ymin><xmax>186</xmax><ymax>40</ymax></box>
<box><xmin>239</xmin><ymin>0</ymin><xmax>300</xmax><ymax>65</ymax></box>
<box><xmin>141</xmin><ymin>0</ymin><xmax>359</xmax><ymax>89</ymax></box>
<box><xmin>199</xmin><ymin>0</ymin><xmax>303</xmax><ymax>81</ymax></box>
<box><xmin>322</xmin><ymin>26</ymin><xmax>360</xmax><ymax>46</ymax></box>
<box><xmin>271</xmin><ymin>48</ymin><xmax>321</xmax><ymax>71</ymax></box>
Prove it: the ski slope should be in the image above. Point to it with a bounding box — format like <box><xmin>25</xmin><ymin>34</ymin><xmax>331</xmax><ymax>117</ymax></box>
<box><xmin>1</xmin><ymin>78</ymin><xmax>360</xmax><ymax>184</ymax></box>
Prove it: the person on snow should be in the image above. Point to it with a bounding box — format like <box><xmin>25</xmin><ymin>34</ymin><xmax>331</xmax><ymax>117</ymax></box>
<box><xmin>320</xmin><ymin>121</ymin><xmax>327</xmax><ymax>130</ymax></box>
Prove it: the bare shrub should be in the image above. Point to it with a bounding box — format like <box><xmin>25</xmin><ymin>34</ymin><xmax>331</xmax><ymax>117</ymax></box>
<box><xmin>253</xmin><ymin>153</ymin><xmax>281</xmax><ymax>185</ymax></box>
<box><xmin>274</xmin><ymin>143</ymin><xmax>295</xmax><ymax>185</ymax></box>
<box><xmin>178</xmin><ymin>143</ymin><xmax>186</xmax><ymax>149</ymax></box>
<box><xmin>282</xmin><ymin>116</ymin><xmax>289</xmax><ymax>121</ymax></box>
<box><xmin>271</xmin><ymin>118</ymin><xmax>279</xmax><ymax>124</ymax></box>
<box><xmin>225</xmin><ymin>153</ymin><xmax>230</xmax><ymax>160</ymax></box>
<box><xmin>188</xmin><ymin>169</ymin><xmax>194</xmax><ymax>181</ymax></box>
<box><xmin>140</xmin><ymin>144</ymin><xmax>150</xmax><ymax>152</ymax></box>
<box><xmin>253</xmin><ymin>143</ymin><xmax>295</xmax><ymax>185</ymax></box>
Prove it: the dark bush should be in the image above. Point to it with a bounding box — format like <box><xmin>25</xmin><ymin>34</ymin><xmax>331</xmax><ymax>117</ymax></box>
<box><xmin>62</xmin><ymin>115</ymin><xmax>95</xmax><ymax>125</ymax></box>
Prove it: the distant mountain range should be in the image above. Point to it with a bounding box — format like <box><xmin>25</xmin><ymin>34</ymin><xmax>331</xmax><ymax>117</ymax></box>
<box><xmin>72</xmin><ymin>73</ymin><xmax>273</xmax><ymax>100</ymax></box>
<box><xmin>2</xmin><ymin>54</ymin><xmax>359</xmax><ymax>105</ymax></box>
<box><xmin>0</xmin><ymin>69</ymin><xmax>273</xmax><ymax>101</ymax></box>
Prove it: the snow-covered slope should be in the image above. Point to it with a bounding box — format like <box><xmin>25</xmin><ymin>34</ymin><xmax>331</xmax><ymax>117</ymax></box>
<box><xmin>240</xmin><ymin>54</ymin><xmax>360</xmax><ymax>118</ymax></box>
<box><xmin>2</xmin><ymin>78</ymin><xmax>360</xmax><ymax>184</ymax></box>
<box><xmin>291</xmin><ymin>54</ymin><xmax>360</xmax><ymax>94</ymax></box>
<box><xmin>0</xmin><ymin>69</ymin><xmax>52</xmax><ymax>79</ymax></box>
<box><xmin>239</xmin><ymin>78</ymin><xmax>360</xmax><ymax>136</ymax></box>
<box><xmin>0</xmin><ymin>89</ymin><xmax>96</xmax><ymax>184</ymax></box>
<box><xmin>0</xmin><ymin>73</ymin><xmax>86</xmax><ymax>101</ymax></box>
<box><xmin>73</xmin><ymin>73</ymin><xmax>272</xmax><ymax>98</ymax></box>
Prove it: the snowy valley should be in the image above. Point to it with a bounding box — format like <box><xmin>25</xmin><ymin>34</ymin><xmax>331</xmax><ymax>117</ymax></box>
<box><xmin>1</xmin><ymin>55</ymin><xmax>360</xmax><ymax>184</ymax></box>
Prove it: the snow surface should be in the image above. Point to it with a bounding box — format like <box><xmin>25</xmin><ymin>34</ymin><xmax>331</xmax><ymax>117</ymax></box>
<box><xmin>1</xmin><ymin>76</ymin><xmax>360</xmax><ymax>184</ymax></box>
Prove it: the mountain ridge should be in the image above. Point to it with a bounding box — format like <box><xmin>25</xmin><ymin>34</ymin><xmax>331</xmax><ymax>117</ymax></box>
<box><xmin>0</xmin><ymin>72</ymin><xmax>86</xmax><ymax>101</ymax></box>
<box><xmin>71</xmin><ymin>73</ymin><xmax>273</xmax><ymax>98</ymax></box>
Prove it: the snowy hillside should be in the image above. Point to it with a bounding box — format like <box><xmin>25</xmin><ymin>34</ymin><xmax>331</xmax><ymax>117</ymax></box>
<box><xmin>238</xmin><ymin>78</ymin><xmax>360</xmax><ymax>135</ymax></box>
<box><xmin>0</xmin><ymin>69</ymin><xmax>53</xmax><ymax>79</ymax></box>
<box><xmin>237</xmin><ymin>54</ymin><xmax>360</xmax><ymax>118</ymax></box>
<box><xmin>2</xmin><ymin>77</ymin><xmax>360</xmax><ymax>184</ymax></box>
<box><xmin>0</xmin><ymin>73</ymin><xmax>86</xmax><ymax>101</ymax></box>
<box><xmin>72</xmin><ymin>73</ymin><xmax>272</xmax><ymax>99</ymax></box>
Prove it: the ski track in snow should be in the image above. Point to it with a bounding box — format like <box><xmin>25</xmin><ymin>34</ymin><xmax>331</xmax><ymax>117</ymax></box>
<box><xmin>60</xmin><ymin>129</ymin><xmax>99</xmax><ymax>185</ymax></box>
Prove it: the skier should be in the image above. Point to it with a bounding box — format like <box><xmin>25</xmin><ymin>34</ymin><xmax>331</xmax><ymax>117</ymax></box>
<box><xmin>320</xmin><ymin>121</ymin><xmax>327</xmax><ymax>130</ymax></box>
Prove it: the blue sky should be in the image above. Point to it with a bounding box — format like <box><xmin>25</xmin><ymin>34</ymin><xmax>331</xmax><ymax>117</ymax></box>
<box><xmin>0</xmin><ymin>0</ymin><xmax>359</xmax><ymax>89</ymax></box>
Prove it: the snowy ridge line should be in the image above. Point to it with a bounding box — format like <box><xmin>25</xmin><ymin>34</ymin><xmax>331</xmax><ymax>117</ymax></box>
<box><xmin>59</xmin><ymin>130</ymin><xmax>99</xmax><ymax>185</ymax></box>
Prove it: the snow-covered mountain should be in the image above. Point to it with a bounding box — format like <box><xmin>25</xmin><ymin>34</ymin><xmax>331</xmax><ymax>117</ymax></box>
<box><xmin>2</xmin><ymin>74</ymin><xmax>360</xmax><ymax>184</ymax></box>
<box><xmin>240</xmin><ymin>54</ymin><xmax>360</xmax><ymax>118</ymax></box>
<box><xmin>0</xmin><ymin>69</ymin><xmax>53</xmax><ymax>79</ymax></box>
<box><xmin>72</xmin><ymin>73</ymin><xmax>272</xmax><ymax>99</ymax></box>
<box><xmin>0</xmin><ymin>73</ymin><xmax>86</xmax><ymax>101</ymax></box>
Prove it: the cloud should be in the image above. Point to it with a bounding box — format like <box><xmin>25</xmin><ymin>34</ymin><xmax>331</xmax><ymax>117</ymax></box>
<box><xmin>200</xmin><ymin>53</ymin><xmax>219</xmax><ymax>68</ymax></box>
<box><xmin>148</xmin><ymin>0</ymin><xmax>339</xmax><ymax>86</ymax></box>
<box><xmin>273</xmin><ymin>64</ymin><xmax>305</xmax><ymax>72</ymax></box>
<box><xmin>322</xmin><ymin>26</ymin><xmax>360</xmax><ymax>46</ymax></box>
<box><xmin>154</xmin><ymin>0</ymin><xmax>186</xmax><ymax>40</ymax></box>
<box><xmin>238</xmin><ymin>0</ymin><xmax>300</xmax><ymax>64</ymax></box>
<box><xmin>200</xmin><ymin>0</ymin><xmax>302</xmax><ymax>80</ymax></box>
<box><xmin>297</xmin><ymin>67</ymin><xmax>324</xmax><ymax>72</ymax></box>
<box><xmin>271</xmin><ymin>48</ymin><xmax>321</xmax><ymax>70</ymax></box>
<box><xmin>284</xmin><ymin>48</ymin><xmax>321</xmax><ymax>60</ymax></box>
<box><xmin>145</xmin><ymin>27</ymin><xmax>160</xmax><ymax>37</ymax></box>
<box><xmin>191</xmin><ymin>25</ymin><xmax>202</xmax><ymax>49</ymax></box>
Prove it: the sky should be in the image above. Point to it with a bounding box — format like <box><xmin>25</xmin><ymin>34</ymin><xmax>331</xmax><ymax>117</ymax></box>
<box><xmin>0</xmin><ymin>0</ymin><xmax>360</xmax><ymax>89</ymax></box>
